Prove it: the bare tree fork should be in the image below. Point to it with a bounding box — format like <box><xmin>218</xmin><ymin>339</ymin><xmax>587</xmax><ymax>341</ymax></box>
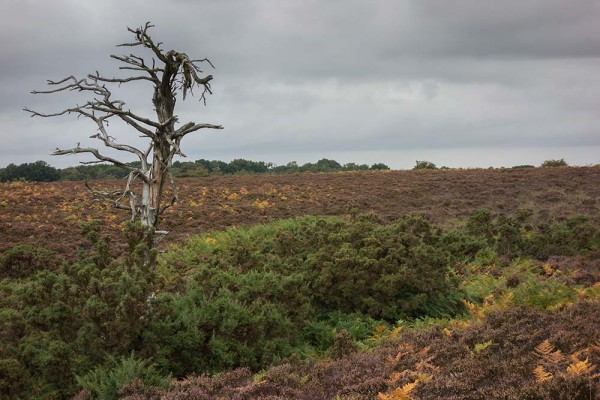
<box><xmin>24</xmin><ymin>22</ymin><xmax>223</xmax><ymax>243</ymax></box>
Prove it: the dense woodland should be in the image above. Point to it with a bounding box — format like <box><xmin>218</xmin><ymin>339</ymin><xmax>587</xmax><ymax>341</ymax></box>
<box><xmin>1</xmin><ymin>167</ymin><xmax>599</xmax><ymax>399</ymax></box>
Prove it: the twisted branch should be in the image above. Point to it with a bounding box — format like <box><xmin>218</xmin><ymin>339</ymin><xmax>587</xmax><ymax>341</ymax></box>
<box><xmin>24</xmin><ymin>22</ymin><xmax>223</xmax><ymax>229</ymax></box>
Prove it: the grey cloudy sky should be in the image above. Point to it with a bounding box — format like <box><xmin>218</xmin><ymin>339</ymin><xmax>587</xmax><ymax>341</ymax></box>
<box><xmin>2</xmin><ymin>0</ymin><xmax>599</xmax><ymax>169</ymax></box>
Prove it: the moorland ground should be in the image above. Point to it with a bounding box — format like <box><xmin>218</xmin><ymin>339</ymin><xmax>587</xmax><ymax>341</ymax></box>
<box><xmin>1</xmin><ymin>166</ymin><xmax>599</xmax><ymax>399</ymax></box>
<box><xmin>1</xmin><ymin>166</ymin><xmax>599</xmax><ymax>256</ymax></box>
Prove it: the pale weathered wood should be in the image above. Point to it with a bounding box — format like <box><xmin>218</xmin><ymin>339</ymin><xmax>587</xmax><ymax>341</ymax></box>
<box><xmin>25</xmin><ymin>22</ymin><xmax>223</xmax><ymax>236</ymax></box>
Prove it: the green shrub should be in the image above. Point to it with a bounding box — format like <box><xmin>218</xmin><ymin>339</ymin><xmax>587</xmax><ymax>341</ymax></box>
<box><xmin>370</xmin><ymin>163</ymin><xmax>390</xmax><ymax>170</ymax></box>
<box><xmin>76</xmin><ymin>354</ymin><xmax>170</xmax><ymax>400</ymax></box>
<box><xmin>143</xmin><ymin>271</ymin><xmax>301</xmax><ymax>376</ymax></box>
<box><xmin>510</xmin><ymin>278</ymin><xmax>576</xmax><ymax>310</ymax></box>
<box><xmin>465</xmin><ymin>209</ymin><xmax>496</xmax><ymax>244</ymax></box>
<box><xmin>541</xmin><ymin>158</ymin><xmax>568</xmax><ymax>167</ymax></box>
<box><xmin>524</xmin><ymin>216</ymin><xmax>599</xmax><ymax>259</ymax></box>
<box><xmin>511</xmin><ymin>164</ymin><xmax>535</xmax><ymax>169</ymax></box>
<box><xmin>0</xmin><ymin>245</ymin><xmax>60</xmax><ymax>278</ymax></box>
<box><xmin>0</xmin><ymin>358</ymin><xmax>29</xmax><ymax>398</ymax></box>
<box><xmin>305</xmin><ymin>214</ymin><xmax>460</xmax><ymax>320</ymax></box>
<box><xmin>301</xmin><ymin>311</ymin><xmax>381</xmax><ymax>352</ymax></box>
<box><xmin>0</xmin><ymin>221</ymin><xmax>159</xmax><ymax>398</ymax></box>
<box><xmin>462</xmin><ymin>208</ymin><xmax>598</xmax><ymax>260</ymax></box>
<box><xmin>413</xmin><ymin>160</ymin><xmax>437</xmax><ymax>170</ymax></box>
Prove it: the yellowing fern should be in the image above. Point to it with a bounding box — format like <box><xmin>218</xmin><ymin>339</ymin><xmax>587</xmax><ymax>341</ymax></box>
<box><xmin>566</xmin><ymin>358</ymin><xmax>597</xmax><ymax>377</ymax></box>
<box><xmin>386</xmin><ymin>343</ymin><xmax>414</xmax><ymax>366</ymax></box>
<box><xmin>389</xmin><ymin>326</ymin><xmax>404</xmax><ymax>339</ymax></box>
<box><xmin>377</xmin><ymin>381</ymin><xmax>418</xmax><ymax>400</ymax></box>
<box><xmin>533</xmin><ymin>365</ymin><xmax>553</xmax><ymax>382</ymax></box>
<box><xmin>473</xmin><ymin>340</ymin><xmax>493</xmax><ymax>354</ymax></box>
<box><xmin>388</xmin><ymin>371</ymin><xmax>406</xmax><ymax>385</ymax></box>
<box><xmin>371</xmin><ymin>325</ymin><xmax>387</xmax><ymax>340</ymax></box>
<box><xmin>534</xmin><ymin>340</ymin><xmax>563</xmax><ymax>364</ymax></box>
<box><xmin>542</xmin><ymin>263</ymin><xmax>555</xmax><ymax>276</ymax></box>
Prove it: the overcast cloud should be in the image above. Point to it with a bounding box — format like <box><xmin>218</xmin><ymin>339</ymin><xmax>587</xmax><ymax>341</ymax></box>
<box><xmin>1</xmin><ymin>0</ymin><xmax>599</xmax><ymax>169</ymax></box>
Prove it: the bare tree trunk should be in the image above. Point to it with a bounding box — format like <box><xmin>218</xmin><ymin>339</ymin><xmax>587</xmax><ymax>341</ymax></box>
<box><xmin>25</xmin><ymin>22</ymin><xmax>223</xmax><ymax>243</ymax></box>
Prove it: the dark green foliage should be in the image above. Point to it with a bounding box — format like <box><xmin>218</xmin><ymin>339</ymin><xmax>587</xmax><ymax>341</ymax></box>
<box><xmin>465</xmin><ymin>208</ymin><xmax>496</xmax><ymax>243</ymax></box>
<box><xmin>75</xmin><ymin>354</ymin><xmax>170</xmax><ymax>400</ymax></box>
<box><xmin>370</xmin><ymin>162</ymin><xmax>390</xmax><ymax>170</ymax></box>
<box><xmin>0</xmin><ymin>245</ymin><xmax>61</xmax><ymax>278</ymax></box>
<box><xmin>0</xmin><ymin>161</ymin><xmax>60</xmax><ymax>182</ymax></box>
<box><xmin>227</xmin><ymin>158</ymin><xmax>273</xmax><ymax>174</ymax></box>
<box><xmin>343</xmin><ymin>162</ymin><xmax>370</xmax><ymax>171</ymax></box>
<box><xmin>0</xmin><ymin>221</ymin><xmax>158</xmax><ymax>398</ymax></box>
<box><xmin>142</xmin><ymin>273</ymin><xmax>300</xmax><ymax>376</ymax></box>
<box><xmin>170</xmin><ymin>161</ymin><xmax>209</xmax><ymax>177</ymax></box>
<box><xmin>300</xmin><ymin>158</ymin><xmax>343</xmax><ymax>172</ymax></box>
<box><xmin>413</xmin><ymin>160</ymin><xmax>437</xmax><ymax>170</ymax></box>
<box><xmin>512</xmin><ymin>164</ymin><xmax>535</xmax><ymax>169</ymax></box>
<box><xmin>541</xmin><ymin>158</ymin><xmax>568</xmax><ymax>167</ymax></box>
<box><xmin>60</xmin><ymin>163</ymin><xmax>131</xmax><ymax>180</ymax></box>
<box><xmin>1</xmin><ymin>210</ymin><xmax>598</xmax><ymax>398</ymax></box>
<box><xmin>463</xmin><ymin>208</ymin><xmax>599</xmax><ymax>260</ymax></box>
<box><xmin>11</xmin><ymin>158</ymin><xmax>394</xmax><ymax>180</ymax></box>
<box><xmin>304</xmin><ymin>214</ymin><xmax>460</xmax><ymax>320</ymax></box>
<box><xmin>0</xmin><ymin>358</ymin><xmax>28</xmax><ymax>398</ymax></box>
<box><xmin>302</xmin><ymin>311</ymin><xmax>380</xmax><ymax>352</ymax></box>
<box><xmin>524</xmin><ymin>216</ymin><xmax>599</xmax><ymax>259</ymax></box>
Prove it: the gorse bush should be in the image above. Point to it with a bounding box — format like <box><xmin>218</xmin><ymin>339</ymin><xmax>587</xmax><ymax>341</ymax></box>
<box><xmin>75</xmin><ymin>354</ymin><xmax>171</xmax><ymax>400</ymax></box>
<box><xmin>141</xmin><ymin>273</ymin><xmax>301</xmax><ymax>376</ymax></box>
<box><xmin>0</xmin><ymin>245</ymin><xmax>60</xmax><ymax>278</ymax></box>
<box><xmin>463</xmin><ymin>208</ymin><xmax>599</xmax><ymax>260</ymax></box>
<box><xmin>0</xmin><ymin>221</ymin><xmax>158</xmax><ymax>399</ymax></box>
<box><xmin>0</xmin><ymin>210</ymin><xmax>598</xmax><ymax>398</ymax></box>
<box><xmin>150</xmin><ymin>213</ymin><xmax>465</xmax><ymax>376</ymax></box>
<box><xmin>303</xmin><ymin>214</ymin><xmax>461</xmax><ymax>320</ymax></box>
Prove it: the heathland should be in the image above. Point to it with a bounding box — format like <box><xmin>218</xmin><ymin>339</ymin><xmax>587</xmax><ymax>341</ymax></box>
<box><xmin>0</xmin><ymin>167</ymin><xmax>599</xmax><ymax>399</ymax></box>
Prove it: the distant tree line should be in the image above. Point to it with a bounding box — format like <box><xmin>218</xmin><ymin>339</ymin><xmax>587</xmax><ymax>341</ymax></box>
<box><xmin>0</xmin><ymin>158</ymin><xmax>391</xmax><ymax>182</ymax></box>
<box><xmin>1</xmin><ymin>157</ymin><xmax>579</xmax><ymax>183</ymax></box>
<box><xmin>0</xmin><ymin>161</ymin><xmax>61</xmax><ymax>182</ymax></box>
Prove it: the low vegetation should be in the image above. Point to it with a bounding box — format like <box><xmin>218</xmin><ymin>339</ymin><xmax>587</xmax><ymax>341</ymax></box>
<box><xmin>1</xmin><ymin>206</ymin><xmax>598</xmax><ymax>398</ymax></box>
<box><xmin>3</xmin><ymin>167</ymin><xmax>600</xmax><ymax>257</ymax></box>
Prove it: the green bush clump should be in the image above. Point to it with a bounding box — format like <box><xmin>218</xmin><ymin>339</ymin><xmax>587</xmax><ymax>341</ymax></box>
<box><xmin>462</xmin><ymin>208</ymin><xmax>599</xmax><ymax>260</ymax></box>
<box><xmin>142</xmin><ymin>272</ymin><xmax>302</xmax><ymax>376</ymax></box>
<box><xmin>0</xmin><ymin>221</ymin><xmax>158</xmax><ymax>398</ymax></box>
<box><xmin>0</xmin><ymin>245</ymin><xmax>60</xmax><ymax>278</ymax></box>
<box><xmin>303</xmin><ymin>214</ymin><xmax>460</xmax><ymax>320</ymax></box>
<box><xmin>541</xmin><ymin>158</ymin><xmax>568</xmax><ymax>167</ymax></box>
<box><xmin>512</xmin><ymin>164</ymin><xmax>535</xmax><ymax>169</ymax></box>
<box><xmin>413</xmin><ymin>160</ymin><xmax>437</xmax><ymax>170</ymax></box>
<box><xmin>1</xmin><ymin>210</ymin><xmax>598</xmax><ymax>398</ymax></box>
<box><xmin>150</xmin><ymin>213</ymin><xmax>465</xmax><ymax>375</ymax></box>
<box><xmin>75</xmin><ymin>354</ymin><xmax>171</xmax><ymax>400</ymax></box>
<box><xmin>524</xmin><ymin>216</ymin><xmax>599</xmax><ymax>259</ymax></box>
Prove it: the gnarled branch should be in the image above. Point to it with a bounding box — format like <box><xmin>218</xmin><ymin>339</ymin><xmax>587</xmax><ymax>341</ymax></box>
<box><xmin>25</xmin><ymin>22</ymin><xmax>222</xmax><ymax>231</ymax></box>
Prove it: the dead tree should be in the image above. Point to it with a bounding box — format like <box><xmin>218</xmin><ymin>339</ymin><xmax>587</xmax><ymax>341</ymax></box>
<box><xmin>24</xmin><ymin>22</ymin><xmax>222</xmax><ymax>237</ymax></box>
